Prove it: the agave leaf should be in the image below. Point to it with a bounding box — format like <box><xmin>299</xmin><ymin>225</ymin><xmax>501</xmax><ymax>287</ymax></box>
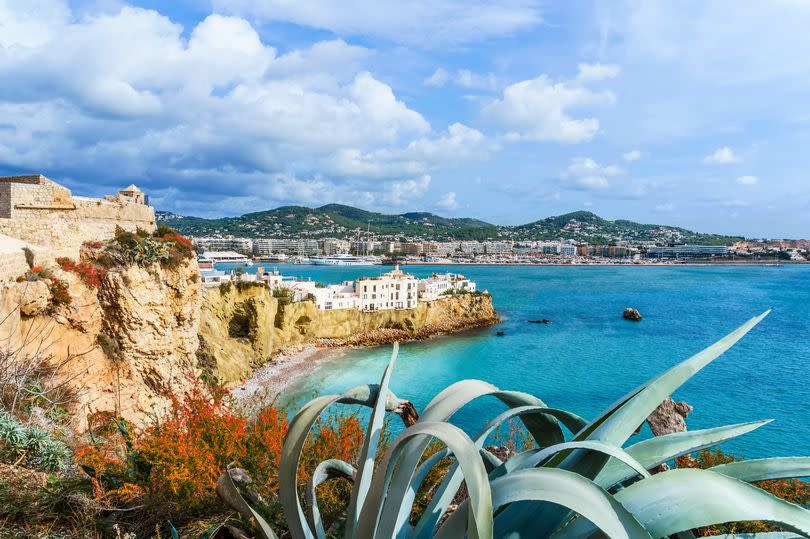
<box><xmin>279</xmin><ymin>382</ymin><xmax>408</xmax><ymax>539</ymax></box>
<box><xmin>306</xmin><ymin>459</ymin><xmax>356</xmax><ymax>539</ymax></box>
<box><xmin>560</xmin><ymin>469</ymin><xmax>810</xmax><ymax>538</ymax></box>
<box><xmin>500</xmin><ymin>311</ymin><xmax>772</xmax><ymax>537</ymax></box>
<box><xmin>216</xmin><ymin>471</ymin><xmax>279</xmax><ymax>539</ymax></box>
<box><xmin>345</xmin><ymin>343</ymin><xmax>398</xmax><ymax>537</ymax></box>
<box><xmin>596</xmin><ymin>420</ymin><xmax>772</xmax><ymax>489</ymax></box>
<box><xmin>380</xmin><ymin>381</ymin><xmax>572</xmax><ymax>536</ymax></box>
<box><xmin>436</xmin><ymin>468</ymin><xmax>651</xmax><ymax>539</ymax></box>
<box><xmin>709</xmin><ymin>457</ymin><xmax>810</xmax><ymax>483</ymax></box>
<box><xmin>357</xmin><ymin>421</ymin><xmax>493</xmax><ymax>539</ymax></box>
<box><xmin>413</xmin><ymin>406</ymin><xmax>589</xmax><ymax>539</ymax></box>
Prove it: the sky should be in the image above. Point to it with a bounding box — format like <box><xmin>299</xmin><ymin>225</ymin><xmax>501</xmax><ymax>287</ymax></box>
<box><xmin>1</xmin><ymin>1</ymin><xmax>809</xmax><ymax>238</ymax></box>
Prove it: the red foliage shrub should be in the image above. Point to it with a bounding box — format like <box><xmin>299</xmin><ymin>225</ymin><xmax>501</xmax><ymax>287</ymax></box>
<box><xmin>55</xmin><ymin>257</ymin><xmax>107</xmax><ymax>289</ymax></box>
<box><xmin>677</xmin><ymin>448</ymin><xmax>810</xmax><ymax>535</ymax></box>
<box><xmin>72</xmin><ymin>379</ymin><xmax>367</xmax><ymax>531</ymax></box>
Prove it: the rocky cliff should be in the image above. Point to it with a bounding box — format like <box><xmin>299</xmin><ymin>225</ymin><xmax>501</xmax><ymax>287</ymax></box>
<box><xmin>200</xmin><ymin>285</ymin><xmax>499</xmax><ymax>384</ymax></box>
<box><xmin>0</xmin><ymin>247</ymin><xmax>201</xmax><ymax>428</ymax></box>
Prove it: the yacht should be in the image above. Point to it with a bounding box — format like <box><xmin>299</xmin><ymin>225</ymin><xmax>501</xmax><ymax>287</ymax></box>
<box><xmin>311</xmin><ymin>254</ymin><xmax>381</xmax><ymax>266</ymax></box>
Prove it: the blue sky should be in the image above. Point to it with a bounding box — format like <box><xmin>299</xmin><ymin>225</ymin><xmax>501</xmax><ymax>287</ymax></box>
<box><xmin>1</xmin><ymin>1</ymin><xmax>809</xmax><ymax>237</ymax></box>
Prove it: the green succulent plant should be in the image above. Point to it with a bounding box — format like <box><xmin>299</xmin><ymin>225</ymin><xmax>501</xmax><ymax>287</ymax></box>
<box><xmin>218</xmin><ymin>310</ymin><xmax>810</xmax><ymax>538</ymax></box>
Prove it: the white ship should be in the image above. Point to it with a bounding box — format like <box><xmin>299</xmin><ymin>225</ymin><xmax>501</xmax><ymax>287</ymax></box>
<box><xmin>310</xmin><ymin>254</ymin><xmax>382</xmax><ymax>266</ymax></box>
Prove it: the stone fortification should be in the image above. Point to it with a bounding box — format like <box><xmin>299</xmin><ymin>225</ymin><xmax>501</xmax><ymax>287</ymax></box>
<box><xmin>0</xmin><ymin>175</ymin><xmax>155</xmax><ymax>278</ymax></box>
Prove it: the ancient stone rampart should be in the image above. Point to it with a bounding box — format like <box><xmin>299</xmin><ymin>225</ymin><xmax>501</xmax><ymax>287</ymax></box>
<box><xmin>0</xmin><ymin>175</ymin><xmax>155</xmax><ymax>280</ymax></box>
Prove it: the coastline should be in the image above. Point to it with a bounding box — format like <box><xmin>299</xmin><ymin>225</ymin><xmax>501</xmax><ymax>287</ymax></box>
<box><xmin>231</xmin><ymin>344</ymin><xmax>348</xmax><ymax>407</ymax></box>
<box><xmin>230</xmin><ymin>306</ymin><xmax>501</xmax><ymax>405</ymax></box>
<box><xmin>396</xmin><ymin>261</ymin><xmax>803</xmax><ymax>267</ymax></box>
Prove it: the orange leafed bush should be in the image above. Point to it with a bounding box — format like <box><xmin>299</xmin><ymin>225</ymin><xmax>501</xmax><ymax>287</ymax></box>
<box><xmin>677</xmin><ymin>448</ymin><xmax>810</xmax><ymax>536</ymax></box>
<box><xmin>72</xmin><ymin>379</ymin><xmax>368</xmax><ymax>530</ymax></box>
<box><xmin>56</xmin><ymin>257</ymin><xmax>107</xmax><ymax>289</ymax></box>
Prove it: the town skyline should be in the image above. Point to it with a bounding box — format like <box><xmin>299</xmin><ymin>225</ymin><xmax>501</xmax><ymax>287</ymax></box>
<box><xmin>2</xmin><ymin>1</ymin><xmax>810</xmax><ymax>237</ymax></box>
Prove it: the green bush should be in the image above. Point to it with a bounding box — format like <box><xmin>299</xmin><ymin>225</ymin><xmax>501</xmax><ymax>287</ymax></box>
<box><xmin>0</xmin><ymin>410</ymin><xmax>70</xmax><ymax>472</ymax></box>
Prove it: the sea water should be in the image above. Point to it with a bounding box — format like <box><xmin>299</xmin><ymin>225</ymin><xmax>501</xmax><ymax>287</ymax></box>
<box><xmin>224</xmin><ymin>263</ymin><xmax>810</xmax><ymax>458</ymax></box>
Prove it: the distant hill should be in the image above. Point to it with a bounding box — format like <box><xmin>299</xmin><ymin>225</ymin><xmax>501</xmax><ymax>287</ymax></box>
<box><xmin>156</xmin><ymin>207</ymin><xmax>743</xmax><ymax>245</ymax></box>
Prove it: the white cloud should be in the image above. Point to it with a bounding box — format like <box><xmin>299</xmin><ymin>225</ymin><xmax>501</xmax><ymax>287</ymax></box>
<box><xmin>576</xmin><ymin>62</ymin><xmax>620</xmax><ymax>82</ymax></box>
<box><xmin>655</xmin><ymin>202</ymin><xmax>674</xmax><ymax>211</ymax></box>
<box><xmin>424</xmin><ymin>68</ymin><xmax>449</xmax><ymax>87</ymax></box>
<box><xmin>424</xmin><ymin>68</ymin><xmax>497</xmax><ymax>90</ymax></box>
<box><xmin>736</xmin><ymin>175</ymin><xmax>758</xmax><ymax>185</ymax></box>
<box><xmin>437</xmin><ymin>191</ymin><xmax>459</xmax><ymax>211</ymax></box>
<box><xmin>213</xmin><ymin>0</ymin><xmax>543</xmax><ymax>46</ymax></box>
<box><xmin>702</xmin><ymin>146</ymin><xmax>739</xmax><ymax>164</ymax></box>
<box><xmin>622</xmin><ymin>149</ymin><xmax>642</xmax><ymax>161</ymax></box>
<box><xmin>0</xmin><ymin>3</ymin><xmax>495</xmax><ymax>214</ymax></box>
<box><xmin>481</xmin><ymin>74</ymin><xmax>615</xmax><ymax>143</ymax></box>
<box><xmin>455</xmin><ymin>69</ymin><xmax>498</xmax><ymax>90</ymax></box>
<box><xmin>560</xmin><ymin>157</ymin><xmax>622</xmax><ymax>190</ymax></box>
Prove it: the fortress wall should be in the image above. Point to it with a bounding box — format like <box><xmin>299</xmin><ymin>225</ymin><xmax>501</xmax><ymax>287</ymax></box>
<box><xmin>0</xmin><ymin>176</ymin><xmax>155</xmax><ymax>267</ymax></box>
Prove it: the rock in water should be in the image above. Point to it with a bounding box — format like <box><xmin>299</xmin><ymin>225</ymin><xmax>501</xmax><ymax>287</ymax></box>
<box><xmin>647</xmin><ymin>397</ymin><xmax>693</xmax><ymax>436</ymax></box>
<box><xmin>623</xmin><ymin>307</ymin><xmax>643</xmax><ymax>321</ymax></box>
<box><xmin>528</xmin><ymin>319</ymin><xmax>551</xmax><ymax>324</ymax></box>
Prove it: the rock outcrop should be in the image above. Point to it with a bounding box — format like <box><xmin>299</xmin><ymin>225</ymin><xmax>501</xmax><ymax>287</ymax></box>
<box><xmin>623</xmin><ymin>308</ymin><xmax>643</xmax><ymax>321</ymax></box>
<box><xmin>0</xmin><ymin>247</ymin><xmax>201</xmax><ymax>428</ymax></box>
<box><xmin>647</xmin><ymin>397</ymin><xmax>693</xmax><ymax>436</ymax></box>
<box><xmin>200</xmin><ymin>285</ymin><xmax>499</xmax><ymax>384</ymax></box>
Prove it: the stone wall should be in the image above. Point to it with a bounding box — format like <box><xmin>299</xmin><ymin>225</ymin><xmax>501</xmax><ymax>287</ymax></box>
<box><xmin>0</xmin><ymin>175</ymin><xmax>155</xmax><ymax>275</ymax></box>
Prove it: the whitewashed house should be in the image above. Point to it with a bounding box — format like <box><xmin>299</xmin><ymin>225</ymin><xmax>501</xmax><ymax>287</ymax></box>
<box><xmin>312</xmin><ymin>281</ymin><xmax>359</xmax><ymax>310</ymax></box>
<box><xmin>355</xmin><ymin>266</ymin><xmax>418</xmax><ymax>311</ymax></box>
<box><xmin>418</xmin><ymin>272</ymin><xmax>477</xmax><ymax>300</ymax></box>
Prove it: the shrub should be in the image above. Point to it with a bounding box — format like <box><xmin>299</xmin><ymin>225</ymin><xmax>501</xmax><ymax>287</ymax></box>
<box><xmin>676</xmin><ymin>448</ymin><xmax>810</xmax><ymax>536</ymax></box>
<box><xmin>0</xmin><ymin>410</ymin><xmax>70</xmax><ymax>471</ymax></box>
<box><xmin>17</xmin><ymin>266</ymin><xmax>72</xmax><ymax>305</ymax></box>
<box><xmin>56</xmin><ymin>257</ymin><xmax>107</xmax><ymax>289</ymax></box>
<box><xmin>219</xmin><ymin>281</ymin><xmax>232</xmax><ymax>295</ymax></box>
<box><xmin>71</xmin><ymin>379</ymin><xmax>367</xmax><ymax>534</ymax></box>
<box><xmin>109</xmin><ymin>226</ymin><xmax>194</xmax><ymax>268</ymax></box>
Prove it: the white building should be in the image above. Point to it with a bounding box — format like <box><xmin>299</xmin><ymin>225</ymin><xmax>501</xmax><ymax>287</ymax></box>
<box><xmin>200</xmin><ymin>269</ymin><xmax>231</xmax><ymax>287</ymax></box>
<box><xmin>321</xmin><ymin>239</ymin><xmax>350</xmax><ymax>255</ymax></box>
<box><xmin>253</xmin><ymin>238</ymin><xmax>320</xmax><ymax>256</ymax></box>
<box><xmin>355</xmin><ymin>266</ymin><xmax>418</xmax><ymax>311</ymax></box>
<box><xmin>312</xmin><ymin>281</ymin><xmax>360</xmax><ymax>310</ymax></box>
<box><xmin>194</xmin><ymin>237</ymin><xmax>253</xmax><ymax>253</ymax></box>
<box><xmin>418</xmin><ymin>272</ymin><xmax>477</xmax><ymax>300</ymax></box>
<box><xmin>202</xmin><ymin>250</ymin><xmax>251</xmax><ymax>264</ymax></box>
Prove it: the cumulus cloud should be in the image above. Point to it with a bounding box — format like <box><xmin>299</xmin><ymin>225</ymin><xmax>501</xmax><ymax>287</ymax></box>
<box><xmin>213</xmin><ymin>0</ymin><xmax>543</xmax><ymax>46</ymax></box>
<box><xmin>560</xmin><ymin>157</ymin><xmax>622</xmax><ymax>190</ymax></box>
<box><xmin>437</xmin><ymin>191</ymin><xmax>459</xmax><ymax>211</ymax></box>
<box><xmin>481</xmin><ymin>73</ymin><xmax>616</xmax><ymax>143</ymax></box>
<box><xmin>424</xmin><ymin>68</ymin><xmax>450</xmax><ymax>87</ymax></box>
<box><xmin>0</xmin><ymin>2</ymin><xmax>494</xmax><ymax>215</ymax></box>
<box><xmin>702</xmin><ymin>146</ymin><xmax>739</xmax><ymax>164</ymax></box>
<box><xmin>622</xmin><ymin>149</ymin><xmax>642</xmax><ymax>161</ymax></box>
<box><xmin>576</xmin><ymin>63</ymin><xmax>620</xmax><ymax>82</ymax></box>
<box><xmin>736</xmin><ymin>175</ymin><xmax>758</xmax><ymax>185</ymax></box>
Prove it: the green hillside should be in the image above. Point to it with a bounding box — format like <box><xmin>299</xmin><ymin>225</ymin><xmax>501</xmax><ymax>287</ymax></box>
<box><xmin>156</xmin><ymin>207</ymin><xmax>743</xmax><ymax>245</ymax></box>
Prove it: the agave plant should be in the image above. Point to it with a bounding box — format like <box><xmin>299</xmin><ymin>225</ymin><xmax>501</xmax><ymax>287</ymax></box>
<box><xmin>219</xmin><ymin>311</ymin><xmax>810</xmax><ymax>538</ymax></box>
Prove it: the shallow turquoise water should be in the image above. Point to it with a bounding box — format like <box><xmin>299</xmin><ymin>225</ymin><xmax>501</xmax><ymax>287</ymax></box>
<box><xmin>229</xmin><ymin>263</ymin><xmax>810</xmax><ymax>458</ymax></box>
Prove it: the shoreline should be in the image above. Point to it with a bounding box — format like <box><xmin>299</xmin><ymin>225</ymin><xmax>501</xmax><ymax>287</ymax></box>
<box><xmin>231</xmin><ymin>311</ymin><xmax>501</xmax><ymax>404</ymax></box>
<box><xmin>231</xmin><ymin>344</ymin><xmax>349</xmax><ymax>406</ymax></box>
<box><xmin>397</xmin><ymin>261</ymin><xmax>802</xmax><ymax>267</ymax></box>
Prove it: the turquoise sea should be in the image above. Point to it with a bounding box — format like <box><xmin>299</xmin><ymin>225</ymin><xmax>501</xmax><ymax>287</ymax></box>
<box><xmin>227</xmin><ymin>263</ymin><xmax>810</xmax><ymax>459</ymax></box>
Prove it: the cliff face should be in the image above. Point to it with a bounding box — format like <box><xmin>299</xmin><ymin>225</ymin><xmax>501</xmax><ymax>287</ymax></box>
<box><xmin>0</xmin><ymin>251</ymin><xmax>201</xmax><ymax>428</ymax></box>
<box><xmin>200</xmin><ymin>285</ymin><xmax>499</xmax><ymax>384</ymax></box>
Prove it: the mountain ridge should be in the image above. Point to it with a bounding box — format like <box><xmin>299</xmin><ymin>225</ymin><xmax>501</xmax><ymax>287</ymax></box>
<box><xmin>156</xmin><ymin>206</ymin><xmax>743</xmax><ymax>245</ymax></box>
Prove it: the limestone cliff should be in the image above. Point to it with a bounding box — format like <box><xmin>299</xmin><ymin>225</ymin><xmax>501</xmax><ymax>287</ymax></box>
<box><xmin>200</xmin><ymin>285</ymin><xmax>499</xmax><ymax>384</ymax></box>
<box><xmin>0</xmin><ymin>248</ymin><xmax>201</xmax><ymax>428</ymax></box>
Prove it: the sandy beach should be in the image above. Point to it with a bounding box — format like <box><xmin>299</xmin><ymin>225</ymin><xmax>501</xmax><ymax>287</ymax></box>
<box><xmin>231</xmin><ymin>344</ymin><xmax>347</xmax><ymax>407</ymax></box>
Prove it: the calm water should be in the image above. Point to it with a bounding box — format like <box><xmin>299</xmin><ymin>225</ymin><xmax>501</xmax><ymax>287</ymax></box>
<box><xmin>229</xmin><ymin>263</ymin><xmax>810</xmax><ymax>458</ymax></box>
